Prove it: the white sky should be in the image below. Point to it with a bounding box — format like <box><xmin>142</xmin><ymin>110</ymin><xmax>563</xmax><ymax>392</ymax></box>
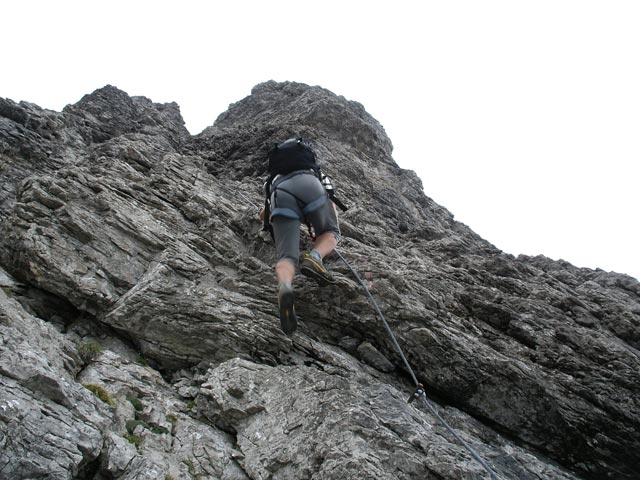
<box><xmin>2</xmin><ymin>1</ymin><xmax>639</xmax><ymax>280</ymax></box>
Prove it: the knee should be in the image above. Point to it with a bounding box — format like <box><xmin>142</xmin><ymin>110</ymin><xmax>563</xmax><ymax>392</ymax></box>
<box><xmin>276</xmin><ymin>256</ymin><xmax>298</xmax><ymax>270</ymax></box>
<box><xmin>317</xmin><ymin>230</ymin><xmax>339</xmax><ymax>246</ymax></box>
<box><xmin>326</xmin><ymin>230</ymin><xmax>340</xmax><ymax>244</ymax></box>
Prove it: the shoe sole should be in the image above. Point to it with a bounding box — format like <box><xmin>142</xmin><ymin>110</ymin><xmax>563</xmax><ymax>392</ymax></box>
<box><xmin>300</xmin><ymin>259</ymin><xmax>335</xmax><ymax>286</ymax></box>
<box><xmin>279</xmin><ymin>289</ymin><xmax>297</xmax><ymax>335</ymax></box>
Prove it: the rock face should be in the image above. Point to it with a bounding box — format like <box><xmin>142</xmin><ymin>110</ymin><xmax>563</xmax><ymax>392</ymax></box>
<box><xmin>0</xmin><ymin>81</ymin><xmax>638</xmax><ymax>479</ymax></box>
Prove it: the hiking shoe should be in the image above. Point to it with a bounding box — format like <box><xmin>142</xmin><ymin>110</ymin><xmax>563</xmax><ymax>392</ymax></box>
<box><xmin>278</xmin><ymin>284</ymin><xmax>297</xmax><ymax>335</ymax></box>
<box><xmin>300</xmin><ymin>253</ymin><xmax>336</xmax><ymax>286</ymax></box>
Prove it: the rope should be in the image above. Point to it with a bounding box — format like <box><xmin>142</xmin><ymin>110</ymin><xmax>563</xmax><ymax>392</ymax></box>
<box><xmin>334</xmin><ymin>248</ymin><xmax>498</xmax><ymax>480</ymax></box>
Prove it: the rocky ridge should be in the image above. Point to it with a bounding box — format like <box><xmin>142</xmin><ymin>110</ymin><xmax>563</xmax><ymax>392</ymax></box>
<box><xmin>0</xmin><ymin>81</ymin><xmax>638</xmax><ymax>479</ymax></box>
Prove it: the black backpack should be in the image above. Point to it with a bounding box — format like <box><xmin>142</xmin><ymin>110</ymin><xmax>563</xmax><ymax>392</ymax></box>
<box><xmin>262</xmin><ymin>138</ymin><xmax>347</xmax><ymax>236</ymax></box>
<box><xmin>267</xmin><ymin>137</ymin><xmax>318</xmax><ymax>175</ymax></box>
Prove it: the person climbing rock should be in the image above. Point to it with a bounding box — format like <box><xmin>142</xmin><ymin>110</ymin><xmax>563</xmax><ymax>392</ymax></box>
<box><xmin>261</xmin><ymin>138</ymin><xmax>342</xmax><ymax>335</ymax></box>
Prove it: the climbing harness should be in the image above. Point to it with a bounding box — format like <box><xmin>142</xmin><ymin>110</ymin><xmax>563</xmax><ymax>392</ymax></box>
<box><xmin>263</xmin><ymin>169</ymin><xmax>348</xmax><ymax>238</ymax></box>
<box><xmin>334</xmin><ymin>249</ymin><xmax>498</xmax><ymax>480</ymax></box>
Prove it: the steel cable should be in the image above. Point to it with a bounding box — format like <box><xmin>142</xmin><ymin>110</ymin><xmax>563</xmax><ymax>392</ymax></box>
<box><xmin>334</xmin><ymin>248</ymin><xmax>498</xmax><ymax>480</ymax></box>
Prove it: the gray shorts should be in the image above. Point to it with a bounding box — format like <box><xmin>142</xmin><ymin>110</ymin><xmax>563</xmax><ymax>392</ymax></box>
<box><xmin>270</xmin><ymin>171</ymin><xmax>340</xmax><ymax>266</ymax></box>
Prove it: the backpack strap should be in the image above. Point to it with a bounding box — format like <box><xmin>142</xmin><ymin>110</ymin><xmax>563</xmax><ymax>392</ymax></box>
<box><xmin>317</xmin><ymin>168</ymin><xmax>349</xmax><ymax>212</ymax></box>
<box><xmin>263</xmin><ymin>173</ymin><xmax>277</xmax><ymax>238</ymax></box>
<box><xmin>330</xmin><ymin>194</ymin><xmax>348</xmax><ymax>212</ymax></box>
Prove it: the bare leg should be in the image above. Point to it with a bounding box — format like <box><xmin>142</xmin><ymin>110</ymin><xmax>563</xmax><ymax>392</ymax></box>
<box><xmin>275</xmin><ymin>258</ymin><xmax>297</xmax><ymax>335</ymax></box>
<box><xmin>275</xmin><ymin>259</ymin><xmax>295</xmax><ymax>285</ymax></box>
<box><xmin>313</xmin><ymin>232</ymin><xmax>338</xmax><ymax>259</ymax></box>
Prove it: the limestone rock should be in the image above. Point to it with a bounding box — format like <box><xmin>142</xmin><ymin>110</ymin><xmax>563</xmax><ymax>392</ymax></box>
<box><xmin>0</xmin><ymin>81</ymin><xmax>638</xmax><ymax>479</ymax></box>
<box><xmin>0</xmin><ymin>286</ymin><xmax>110</xmax><ymax>479</ymax></box>
<box><xmin>196</xmin><ymin>354</ymin><xmax>578</xmax><ymax>479</ymax></box>
<box><xmin>77</xmin><ymin>349</ymin><xmax>248</xmax><ymax>480</ymax></box>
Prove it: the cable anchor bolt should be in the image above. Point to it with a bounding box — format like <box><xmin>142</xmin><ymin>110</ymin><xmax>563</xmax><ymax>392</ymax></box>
<box><xmin>408</xmin><ymin>383</ymin><xmax>425</xmax><ymax>403</ymax></box>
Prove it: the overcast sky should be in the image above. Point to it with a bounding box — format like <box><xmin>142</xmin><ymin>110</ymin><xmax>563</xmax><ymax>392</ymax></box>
<box><xmin>2</xmin><ymin>1</ymin><xmax>639</xmax><ymax>280</ymax></box>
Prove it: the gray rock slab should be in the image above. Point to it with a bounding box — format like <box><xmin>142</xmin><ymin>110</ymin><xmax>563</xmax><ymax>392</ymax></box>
<box><xmin>1</xmin><ymin>82</ymin><xmax>638</xmax><ymax>479</ymax></box>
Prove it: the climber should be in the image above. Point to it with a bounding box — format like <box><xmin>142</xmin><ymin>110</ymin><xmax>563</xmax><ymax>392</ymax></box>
<box><xmin>260</xmin><ymin>138</ymin><xmax>341</xmax><ymax>336</ymax></box>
